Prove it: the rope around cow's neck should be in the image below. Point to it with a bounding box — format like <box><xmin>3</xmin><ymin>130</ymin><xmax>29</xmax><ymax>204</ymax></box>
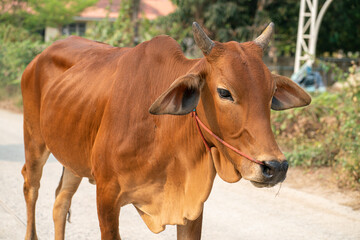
<box><xmin>191</xmin><ymin>109</ymin><xmax>265</xmax><ymax>166</ymax></box>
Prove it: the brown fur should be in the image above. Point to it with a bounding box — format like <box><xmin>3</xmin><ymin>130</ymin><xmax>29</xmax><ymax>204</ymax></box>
<box><xmin>21</xmin><ymin>34</ymin><xmax>310</xmax><ymax>240</ymax></box>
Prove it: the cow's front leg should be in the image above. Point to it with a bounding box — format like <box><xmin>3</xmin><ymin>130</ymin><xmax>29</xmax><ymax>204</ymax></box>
<box><xmin>96</xmin><ymin>180</ymin><xmax>121</xmax><ymax>240</ymax></box>
<box><xmin>177</xmin><ymin>211</ymin><xmax>203</xmax><ymax>240</ymax></box>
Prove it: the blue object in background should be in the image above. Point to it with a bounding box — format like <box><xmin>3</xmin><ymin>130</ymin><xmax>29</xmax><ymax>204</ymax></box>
<box><xmin>291</xmin><ymin>63</ymin><xmax>326</xmax><ymax>92</ymax></box>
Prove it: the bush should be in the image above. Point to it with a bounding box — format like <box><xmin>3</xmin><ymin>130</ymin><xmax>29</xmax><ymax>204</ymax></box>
<box><xmin>272</xmin><ymin>71</ymin><xmax>360</xmax><ymax>189</ymax></box>
<box><xmin>0</xmin><ymin>24</ymin><xmax>47</xmax><ymax>97</ymax></box>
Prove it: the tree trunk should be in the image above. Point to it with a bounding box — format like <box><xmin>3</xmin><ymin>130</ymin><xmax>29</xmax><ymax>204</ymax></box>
<box><xmin>131</xmin><ymin>0</ymin><xmax>141</xmax><ymax>45</ymax></box>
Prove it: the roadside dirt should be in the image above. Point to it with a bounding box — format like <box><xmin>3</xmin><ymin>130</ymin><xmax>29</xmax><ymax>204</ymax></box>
<box><xmin>0</xmin><ymin>99</ymin><xmax>22</xmax><ymax>113</ymax></box>
<box><xmin>285</xmin><ymin>167</ymin><xmax>360</xmax><ymax>210</ymax></box>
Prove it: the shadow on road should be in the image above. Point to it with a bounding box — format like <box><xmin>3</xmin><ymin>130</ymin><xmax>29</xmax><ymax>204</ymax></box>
<box><xmin>0</xmin><ymin>144</ymin><xmax>24</xmax><ymax>162</ymax></box>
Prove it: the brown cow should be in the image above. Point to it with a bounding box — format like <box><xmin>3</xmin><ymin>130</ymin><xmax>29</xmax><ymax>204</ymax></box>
<box><xmin>21</xmin><ymin>22</ymin><xmax>311</xmax><ymax>240</ymax></box>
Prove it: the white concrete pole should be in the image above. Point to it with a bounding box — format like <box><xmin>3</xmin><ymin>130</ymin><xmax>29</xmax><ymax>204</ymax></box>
<box><xmin>294</xmin><ymin>0</ymin><xmax>307</xmax><ymax>73</ymax></box>
<box><xmin>293</xmin><ymin>0</ymin><xmax>333</xmax><ymax>74</ymax></box>
<box><xmin>308</xmin><ymin>0</ymin><xmax>318</xmax><ymax>66</ymax></box>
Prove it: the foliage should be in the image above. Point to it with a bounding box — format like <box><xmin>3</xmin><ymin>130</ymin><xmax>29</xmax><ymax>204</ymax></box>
<box><xmin>317</xmin><ymin>0</ymin><xmax>360</xmax><ymax>54</ymax></box>
<box><xmin>264</xmin><ymin>0</ymin><xmax>300</xmax><ymax>56</ymax></box>
<box><xmin>140</xmin><ymin>11</ymin><xmax>193</xmax><ymax>51</ymax></box>
<box><xmin>317</xmin><ymin>60</ymin><xmax>347</xmax><ymax>83</ymax></box>
<box><xmin>0</xmin><ymin>24</ymin><xmax>47</xmax><ymax>96</ymax></box>
<box><xmin>86</xmin><ymin>0</ymin><xmax>141</xmax><ymax>47</ymax></box>
<box><xmin>0</xmin><ymin>0</ymin><xmax>96</xmax><ymax>32</ymax></box>
<box><xmin>271</xmin><ymin>69</ymin><xmax>360</xmax><ymax>189</ymax></box>
<box><xmin>151</xmin><ymin>0</ymin><xmax>360</xmax><ymax>56</ymax></box>
<box><xmin>266</xmin><ymin>0</ymin><xmax>360</xmax><ymax>56</ymax></box>
<box><xmin>0</xmin><ymin>21</ymin><xmax>41</xmax><ymax>42</ymax></box>
<box><xmin>149</xmin><ymin>0</ymin><xmax>267</xmax><ymax>52</ymax></box>
<box><xmin>26</xmin><ymin>0</ymin><xmax>97</xmax><ymax>29</ymax></box>
<box><xmin>0</xmin><ymin>0</ymin><xmax>29</xmax><ymax>29</ymax></box>
<box><xmin>151</xmin><ymin>0</ymin><xmax>282</xmax><ymax>53</ymax></box>
<box><xmin>159</xmin><ymin>0</ymin><xmax>298</xmax><ymax>56</ymax></box>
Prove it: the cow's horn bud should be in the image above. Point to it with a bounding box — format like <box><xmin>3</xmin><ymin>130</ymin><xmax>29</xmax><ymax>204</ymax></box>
<box><xmin>192</xmin><ymin>22</ymin><xmax>214</xmax><ymax>55</ymax></box>
<box><xmin>254</xmin><ymin>22</ymin><xmax>274</xmax><ymax>50</ymax></box>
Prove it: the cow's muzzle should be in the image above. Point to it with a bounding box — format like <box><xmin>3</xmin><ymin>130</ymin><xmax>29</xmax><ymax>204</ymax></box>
<box><xmin>251</xmin><ymin>160</ymin><xmax>288</xmax><ymax>188</ymax></box>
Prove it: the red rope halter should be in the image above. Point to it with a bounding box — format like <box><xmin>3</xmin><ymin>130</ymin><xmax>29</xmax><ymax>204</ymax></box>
<box><xmin>191</xmin><ymin>109</ymin><xmax>264</xmax><ymax>166</ymax></box>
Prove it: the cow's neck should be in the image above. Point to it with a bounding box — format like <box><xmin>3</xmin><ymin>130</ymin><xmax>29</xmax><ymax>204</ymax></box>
<box><xmin>134</xmin><ymin>112</ymin><xmax>217</xmax><ymax>232</ymax></box>
<box><xmin>102</xmin><ymin>50</ymin><xmax>217</xmax><ymax>232</ymax></box>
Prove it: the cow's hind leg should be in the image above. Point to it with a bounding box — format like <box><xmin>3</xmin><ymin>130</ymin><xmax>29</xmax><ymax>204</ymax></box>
<box><xmin>177</xmin><ymin>211</ymin><xmax>203</xmax><ymax>240</ymax></box>
<box><xmin>53</xmin><ymin>167</ymin><xmax>82</xmax><ymax>240</ymax></box>
<box><xmin>21</xmin><ymin>125</ymin><xmax>50</xmax><ymax>240</ymax></box>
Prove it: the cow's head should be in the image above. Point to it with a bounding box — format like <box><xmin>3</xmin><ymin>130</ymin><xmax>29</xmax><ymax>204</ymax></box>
<box><xmin>149</xmin><ymin>22</ymin><xmax>311</xmax><ymax>188</ymax></box>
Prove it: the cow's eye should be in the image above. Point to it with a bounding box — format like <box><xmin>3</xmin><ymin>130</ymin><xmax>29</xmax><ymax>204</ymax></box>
<box><xmin>217</xmin><ymin>88</ymin><xmax>234</xmax><ymax>101</ymax></box>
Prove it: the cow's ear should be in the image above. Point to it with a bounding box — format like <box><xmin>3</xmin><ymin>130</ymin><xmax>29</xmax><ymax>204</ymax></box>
<box><xmin>149</xmin><ymin>73</ymin><xmax>203</xmax><ymax>115</ymax></box>
<box><xmin>271</xmin><ymin>74</ymin><xmax>312</xmax><ymax>111</ymax></box>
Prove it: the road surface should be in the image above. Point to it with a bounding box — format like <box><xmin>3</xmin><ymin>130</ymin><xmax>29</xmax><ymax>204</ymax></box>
<box><xmin>0</xmin><ymin>109</ymin><xmax>359</xmax><ymax>240</ymax></box>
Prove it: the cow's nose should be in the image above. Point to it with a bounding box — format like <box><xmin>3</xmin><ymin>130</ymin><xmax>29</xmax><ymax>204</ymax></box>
<box><xmin>261</xmin><ymin>160</ymin><xmax>288</xmax><ymax>182</ymax></box>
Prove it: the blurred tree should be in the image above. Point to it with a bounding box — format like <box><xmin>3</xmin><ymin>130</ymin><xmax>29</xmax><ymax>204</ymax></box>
<box><xmin>265</xmin><ymin>0</ymin><xmax>360</xmax><ymax>56</ymax></box>
<box><xmin>0</xmin><ymin>0</ymin><xmax>30</xmax><ymax>28</ymax></box>
<box><xmin>131</xmin><ymin>0</ymin><xmax>141</xmax><ymax>44</ymax></box>
<box><xmin>0</xmin><ymin>0</ymin><xmax>97</xmax><ymax>32</ymax></box>
<box><xmin>86</xmin><ymin>0</ymin><xmax>142</xmax><ymax>47</ymax></box>
<box><xmin>26</xmin><ymin>0</ymin><xmax>97</xmax><ymax>30</ymax></box>
<box><xmin>1</xmin><ymin>0</ymin><xmax>359</xmax><ymax>55</ymax></box>
<box><xmin>165</xmin><ymin>0</ymin><xmax>265</xmax><ymax>42</ymax></box>
<box><xmin>148</xmin><ymin>0</ymin><xmax>273</xmax><ymax>53</ymax></box>
<box><xmin>265</xmin><ymin>0</ymin><xmax>300</xmax><ymax>56</ymax></box>
<box><xmin>152</xmin><ymin>0</ymin><xmax>359</xmax><ymax>56</ymax></box>
<box><xmin>317</xmin><ymin>0</ymin><xmax>360</xmax><ymax>55</ymax></box>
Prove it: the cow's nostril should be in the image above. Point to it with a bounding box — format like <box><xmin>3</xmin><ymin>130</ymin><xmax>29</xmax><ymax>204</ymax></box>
<box><xmin>261</xmin><ymin>160</ymin><xmax>289</xmax><ymax>180</ymax></box>
<box><xmin>262</xmin><ymin>160</ymin><xmax>283</xmax><ymax>178</ymax></box>
<box><xmin>261</xmin><ymin>164</ymin><xmax>274</xmax><ymax>178</ymax></box>
<box><xmin>258</xmin><ymin>160</ymin><xmax>289</xmax><ymax>185</ymax></box>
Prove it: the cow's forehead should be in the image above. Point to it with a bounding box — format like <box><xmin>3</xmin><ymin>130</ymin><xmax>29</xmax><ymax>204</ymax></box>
<box><xmin>208</xmin><ymin>41</ymin><xmax>274</xmax><ymax>93</ymax></box>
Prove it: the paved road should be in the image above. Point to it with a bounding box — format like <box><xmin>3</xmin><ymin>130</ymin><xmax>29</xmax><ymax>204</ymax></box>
<box><xmin>0</xmin><ymin>109</ymin><xmax>359</xmax><ymax>240</ymax></box>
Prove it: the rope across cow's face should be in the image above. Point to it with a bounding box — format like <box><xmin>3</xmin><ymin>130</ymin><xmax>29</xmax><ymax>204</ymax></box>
<box><xmin>149</xmin><ymin>22</ymin><xmax>311</xmax><ymax>187</ymax></box>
